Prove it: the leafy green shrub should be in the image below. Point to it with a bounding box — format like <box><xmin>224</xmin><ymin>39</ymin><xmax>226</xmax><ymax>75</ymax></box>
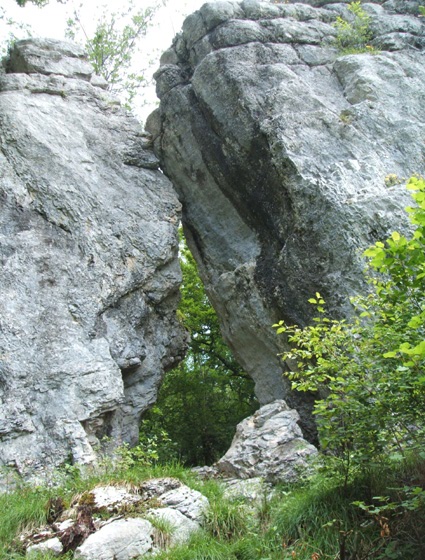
<box><xmin>275</xmin><ymin>177</ymin><xmax>424</xmax><ymax>475</ymax></box>
<box><xmin>116</xmin><ymin>439</ymin><xmax>162</xmax><ymax>470</ymax></box>
<box><xmin>333</xmin><ymin>1</ymin><xmax>375</xmax><ymax>54</ymax></box>
<box><xmin>274</xmin><ymin>175</ymin><xmax>425</xmax><ymax>491</ymax></box>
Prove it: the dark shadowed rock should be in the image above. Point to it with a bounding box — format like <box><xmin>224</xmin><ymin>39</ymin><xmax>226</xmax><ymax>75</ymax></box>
<box><xmin>149</xmin><ymin>0</ymin><xmax>425</xmax><ymax>439</ymax></box>
<box><xmin>0</xmin><ymin>39</ymin><xmax>186</xmax><ymax>483</ymax></box>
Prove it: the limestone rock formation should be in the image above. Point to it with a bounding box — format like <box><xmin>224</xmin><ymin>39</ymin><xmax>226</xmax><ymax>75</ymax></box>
<box><xmin>216</xmin><ymin>400</ymin><xmax>318</xmax><ymax>482</ymax></box>
<box><xmin>0</xmin><ymin>39</ymin><xmax>186</xmax><ymax>482</ymax></box>
<box><xmin>22</xmin><ymin>478</ymin><xmax>206</xmax><ymax>558</ymax></box>
<box><xmin>74</xmin><ymin>518</ymin><xmax>154</xmax><ymax>560</ymax></box>
<box><xmin>149</xmin><ymin>0</ymin><xmax>425</xmax><ymax>437</ymax></box>
<box><xmin>139</xmin><ymin>477</ymin><xmax>209</xmax><ymax>523</ymax></box>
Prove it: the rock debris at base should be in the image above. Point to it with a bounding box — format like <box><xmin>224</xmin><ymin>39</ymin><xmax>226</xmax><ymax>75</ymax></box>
<box><xmin>24</xmin><ymin>478</ymin><xmax>207</xmax><ymax>559</ymax></box>
<box><xmin>216</xmin><ymin>400</ymin><xmax>318</xmax><ymax>482</ymax></box>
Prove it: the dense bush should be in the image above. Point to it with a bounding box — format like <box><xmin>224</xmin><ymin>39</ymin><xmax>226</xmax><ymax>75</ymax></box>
<box><xmin>274</xmin><ymin>177</ymin><xmax>425</xmax><ymax>483</ymax></box>
<box><xmin>333</xmin><ymin>1</ymin><xmax>376</xmax><ymax>54</ymax></box>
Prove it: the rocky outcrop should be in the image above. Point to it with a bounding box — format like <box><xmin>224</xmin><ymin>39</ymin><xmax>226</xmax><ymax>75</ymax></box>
<box><xmin>0</xmin><ymin>39</ymin><xmax>186</xmax><ymax>482</ymax></box>
<box><xmin>216</xmin><ymin>401</ymin><xmax>318</xmax><ymax>482</ymax></box>
<box><xmin>23</xmin><ymin>478</ymin><xmax>207</xmax><ymax>558</ymax></box>
<box><xmin>74</xmin><ymin>518</ymin><xmax>154</xmax><ymax>560</ymax></box>
<box><xmin>149</xmin><ymin>0</ymin><xmax>425</xmax><ymax>438</ymax></box>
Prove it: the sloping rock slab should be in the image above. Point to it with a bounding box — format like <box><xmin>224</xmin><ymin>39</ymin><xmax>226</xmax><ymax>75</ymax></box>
<box><xmin>216</xmin><ymin>401</ymin><xmax>318</xmax><ymax>482</ymax></box>
<box><xmin>6</xmin><ymin>38</ymin><xmax>94</xmax><ymax>80</ymax></box>
<box><xmin>150</xmin><ymin>0</ymin><xmax>425</xmax><ymax>439</ymax></box>
<box><xmin>74</xmin><ymin>518</ymin><xmax>154</xmax><ymax>560</ymax></box>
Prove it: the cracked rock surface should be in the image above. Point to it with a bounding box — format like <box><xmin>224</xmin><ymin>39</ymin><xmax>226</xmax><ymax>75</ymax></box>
<box><xmin>23</xmin><ymin>478</ymin><xmax>207</xmax><ymax>559</ymax></box>
<box><xmin>0</xmin><ymin>39</ymin><xmax>186</xmax><ymax>482</ymax></box>
<box><xmin>149</xmin><ymin>0</ymin><xmax>425</xmax><ymax>439</ymax></box>
<box><xmin>216</xmin><ymin>400</ymin><xmax>318</xmax><ymax>482</ymax></box>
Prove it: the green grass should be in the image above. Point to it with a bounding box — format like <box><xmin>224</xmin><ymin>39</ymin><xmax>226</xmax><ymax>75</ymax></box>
<box><xmin>0</xmin><ymin>461</ymin><xmax>194</xmax><ymax>559</ymax></box>
<box><xmin>1</xmin><ymin>457</ymin><xmax>425</xmax><ymax>560</ymax></box>
<box><xmin>0</xmin><ymin>485</ymin><xmax>51</xmax><ymax>559</ymax></box>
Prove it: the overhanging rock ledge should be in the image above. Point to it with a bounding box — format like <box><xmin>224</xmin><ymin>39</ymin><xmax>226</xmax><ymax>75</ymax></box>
<box><xmin>148</xmin><ymin>0</ymin><xmax>425</xmax><ymax>439</ymax></box>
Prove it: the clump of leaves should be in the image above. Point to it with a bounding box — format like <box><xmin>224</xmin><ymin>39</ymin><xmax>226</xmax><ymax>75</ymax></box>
<box><xmin>115</xmin><ymin>440</ymin><xmax>161</xmax><ymax>470</ymax></box>
<box><xmin>66</xmin><ymin>0</ymin><xmax>157</xmax><ymax>110</ymax></box>
<box><xmin>333</xmin><ymin>1</ymin><xmax>376</xmax><ymax>54</ymax></box>
<box><xmin>384</xmin><ymin>173</ymin><xmax>405</xmax><ymax>187</ymax></box>
<box><xmin>274</xmin><ymin>175</ymin><xmax>425</xmax><ymax>490</ymax></box>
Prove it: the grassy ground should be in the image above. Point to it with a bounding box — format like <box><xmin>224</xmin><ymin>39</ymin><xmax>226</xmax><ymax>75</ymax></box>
<box><xmin>1</xmin><ymin>457</ymin><xmax>425</xmax><ymax>560</ymax></box>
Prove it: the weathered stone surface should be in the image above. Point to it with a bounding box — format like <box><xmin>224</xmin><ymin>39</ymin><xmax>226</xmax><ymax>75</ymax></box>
<box><xmin>191</xmin><ymin>465</ymin><xmax>219</xmax><ymax>479</ymax></box>
<box><xmin>216</xmin><ymin>401</ymin><xmax>318</xmax><ymax>482</ymax></box>
<box><xmin>89</xmin><ymin>486</ymin><xmax>143</xmax><ymax>513</ymax></box>
<box><xmin>147</xmin><ymin>507</ymin><xmax>200</xmax><ymax>546</ymax></box>
<box><xmin>23</xmin><ymin>479</ymin><xmax>207</xmax><ymax>557</ymax></box>
<box><xmin>6</xmin><ymin>38</ymin><xmax>93</xmax><ymax>80</ymax></box>
<box><xmin>150</xmin><ymin>0</ymin><xmax>425</xmax><ymax>439</ymax></box>
<box><xmin>74</xmin><ymin>518</ymin><xmax>154</xmax><ymax>560</ymax></box>
<box><xmin>0</xmin><ymin>39</ymin><xmax>186</xmax><ymax>482</ymax></box>
<box><xmin>140</xmin><ymin>477</ymin><xmax>209</xmax><ymax>523</ymax></box>
<box><xmin>222</xmin><ymin>477</ymin><xmax>274</xmax><ymax>502</ymax></box>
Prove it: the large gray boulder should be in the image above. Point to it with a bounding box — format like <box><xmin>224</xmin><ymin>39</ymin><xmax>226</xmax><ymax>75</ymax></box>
<box><xmin>0</xmin><ymin>39</ymin><xmax>186</xmax><ymax>482</ymax></box>
<box><xmin>149</xmin><ymin>0</ymin><xmax>425</xmax><ymax>438</ymax></box>
<box><xmin>216</xmin><ymin>400</ymin><xmax>318</xmax><ymax>482</ymax></box>
<box><xmin>74</xmin><ymin>518</ymin><xmax>154</xmax><ymax>560</ymax></box>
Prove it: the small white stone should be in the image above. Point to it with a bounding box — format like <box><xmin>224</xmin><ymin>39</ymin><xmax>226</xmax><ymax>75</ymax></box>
<box><xmin>27</xmin><ymin>537</ymin><xmax>63</xmax><ymax>557</ymax></box>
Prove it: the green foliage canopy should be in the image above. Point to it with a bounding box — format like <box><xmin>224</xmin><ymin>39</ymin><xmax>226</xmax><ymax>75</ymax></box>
<box><xmin>143</xmin><ymin>234</ymin><xmax>257</xmax><ymax>466</ymax></box>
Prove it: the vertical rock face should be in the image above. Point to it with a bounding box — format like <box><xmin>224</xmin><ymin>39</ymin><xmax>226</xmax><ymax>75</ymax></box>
<box><xmin>149</xmin><ymin>0</ymin><xmax>425</xmax><ymax>438</ymax></box>
<box><xmin>0</xmin><ymin>39</ymin><xmax>186</xmax><ymax>480</ymax></box>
